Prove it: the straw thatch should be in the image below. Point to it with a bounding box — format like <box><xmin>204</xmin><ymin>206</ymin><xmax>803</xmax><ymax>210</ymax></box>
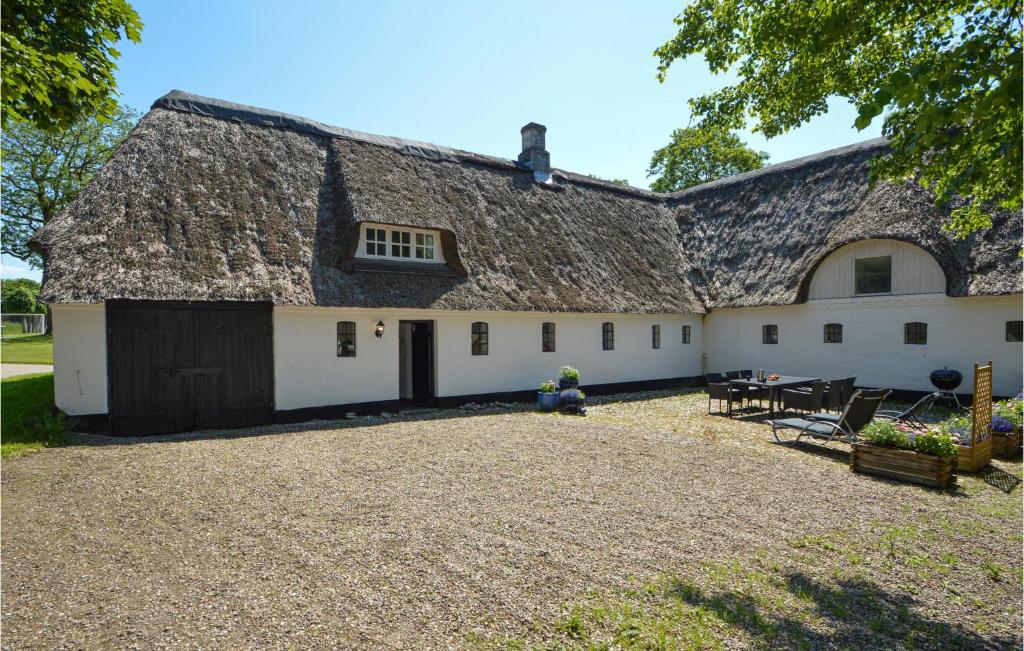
<box><xmin>35</xmin><ymin>92</ymin><xmax>1021</xmax><ymax>312</ymax></box>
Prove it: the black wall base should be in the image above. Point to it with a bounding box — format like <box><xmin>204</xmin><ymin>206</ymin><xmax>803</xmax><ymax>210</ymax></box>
<box><xmin>433</xmin><ymin>375</ymin><xmax>705</xmax><ymax>409</ymax></box>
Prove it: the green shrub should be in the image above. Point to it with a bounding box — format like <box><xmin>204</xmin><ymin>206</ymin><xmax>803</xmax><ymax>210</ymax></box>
<box><xmin>993</xmin><ymin>399</ymin><xmax>1023</xmax><ymax>429</ymax></box>
<box><xmin>539</xmin><ymin>380</ymin><xmax>557</xmax><ymax>393</ymax></box>
<box><xmin>913</xmin><ymin>431</ymin><xmax>958</xmax><ymax>458</ymax></box>
<box><xmin>861</xmin><ymin>420</ymin><xmax>912</xmax><ymax>450</ymax></box>
<box><xmin>559</xmin><ymin>365</ymin><xmax>580</xmax><ymax>381</ymax></box>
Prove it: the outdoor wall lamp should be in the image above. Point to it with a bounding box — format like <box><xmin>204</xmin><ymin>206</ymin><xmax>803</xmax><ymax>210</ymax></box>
<box><xmin>375</xmin><ymin>320</ymin><xmax>385</xmax><ymax>338</ymax></box>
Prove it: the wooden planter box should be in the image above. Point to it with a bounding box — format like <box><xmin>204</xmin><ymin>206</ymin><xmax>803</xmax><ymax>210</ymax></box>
<box><xmin>991</xmin><ymin>430</ymin><xmax>1023</xmax><ymax>459</ymax></box>
<box><xmin>851</xmin><ymin>443</ymin><xmax>956</xmax><ymax>488</ymax></box>
<box><xmin>955</xmin><ymin>437</ymin><xmax>992</xmax><ymax>472</ymax></box>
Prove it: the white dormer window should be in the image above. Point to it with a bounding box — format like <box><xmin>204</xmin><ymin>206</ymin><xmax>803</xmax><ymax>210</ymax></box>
<box><xmin>357</xmin><ymin>224</ymin><xmax>445</xmax><ymax>263</ymax></box>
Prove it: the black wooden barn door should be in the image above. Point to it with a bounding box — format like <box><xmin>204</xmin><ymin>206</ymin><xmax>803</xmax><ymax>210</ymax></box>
<box><xmin>107</xmin><ymin>301</ymin><xmax>273</xmax><ymax>436</ymax></box>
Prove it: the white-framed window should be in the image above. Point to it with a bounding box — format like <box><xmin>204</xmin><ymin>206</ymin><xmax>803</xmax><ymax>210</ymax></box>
<box><xmin>365</xmin><ymin>228</ymin><xmax>387</xmax><ymax>256</ymax></box>
<box><xmin>357</xmin><ymin>224</ymin><xmax>444</xmax><ymax>263</ymax></box>
<box><xmin>415</xmin><ymin>233</ymin><xmax>435</xmax><ymax>260</ymax></box>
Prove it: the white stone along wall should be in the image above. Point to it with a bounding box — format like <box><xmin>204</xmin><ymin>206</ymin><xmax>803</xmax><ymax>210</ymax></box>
<box><xmin>704</xmin><ymin>294</ymin><xmax>1022</xmax><ymax>396</ymax></box>
<box><xmin>51</xmin><ymin>303</ymin><xmax>108</xmax><ymax>415</ymax></box>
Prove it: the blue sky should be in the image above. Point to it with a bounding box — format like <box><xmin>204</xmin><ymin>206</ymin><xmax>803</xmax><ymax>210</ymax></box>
<box><xmin>3</xmin><ymin>0</ymin><xmax>881</xmax><ymax>281</ymax></box>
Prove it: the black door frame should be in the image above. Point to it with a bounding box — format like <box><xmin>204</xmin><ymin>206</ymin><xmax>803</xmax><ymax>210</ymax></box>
<box><xmin>400</xmin><ymin>319</ymin><xmax>436</xmax><ymax>406</ymax></box>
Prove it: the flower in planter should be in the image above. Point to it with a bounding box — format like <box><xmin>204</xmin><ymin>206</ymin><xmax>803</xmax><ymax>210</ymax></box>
<box><xmin>991</xmin><ymin>415</ymin><xmax>1015</xmax><ymax>433</ymax></box>
<box><xmin>913</xmin><ymin>430</ymin><xmax>958</xmax><ymax>458</ymax></box>
<box><xmin>539</xmin><ymin>380</ymin><xmax>557</xmax><ymax>394</ymax></box>
<box><xmin>559</xmin><ymin>366</ymin><xmax>580</xmax><ymax>381</ymax></box>
<box><xmin>860</xmin><ymin>421</ymin><xmax>912</xmax><ymax>450</ymax></box>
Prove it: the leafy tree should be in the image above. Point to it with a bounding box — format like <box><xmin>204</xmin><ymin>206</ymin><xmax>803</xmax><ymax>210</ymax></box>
<box><xmin>1</xmin><ymin>104</ymin><xmax>139</xmax><ymax>267</ymax></box>
<box><xmin>586</xmin><ymin>174</ymin><xmax>630</xmax><ymax>186</ymax></box>
<box><xmin>1</xmin><ymin>0</ymin><xmax>143</xmax><ymax>131</ymax></box>
<box><xmin>655</xmin><ymin>0</ymin><xmax>1022</xmax><ymax>237</ymax></box>
<box><xmin>2</xmin><ymin>287</ymin><xmax>38</xmax><ymax>314</ymax></box>
<box><xmin>1</xmin><ymin>278</ymin><xmax>44</xmax><ymax>313</ymax></box>
<box><xmin>647</xmin><ymin>126</ymin><xmax>769</xmax><ymax>192</ymax></box>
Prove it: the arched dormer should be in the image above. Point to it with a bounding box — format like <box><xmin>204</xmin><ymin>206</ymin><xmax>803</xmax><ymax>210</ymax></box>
<box><xmin>806</xmin><ymin>239</ymin><xmax>947</xmax><ymax>300</ymax></box>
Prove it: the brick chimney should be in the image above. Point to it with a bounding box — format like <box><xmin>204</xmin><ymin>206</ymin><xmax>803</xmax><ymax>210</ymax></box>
<box><xmin>518</xmin><ymin>122</ymin><xmax>550</xmax><ymax>182</ymax></box>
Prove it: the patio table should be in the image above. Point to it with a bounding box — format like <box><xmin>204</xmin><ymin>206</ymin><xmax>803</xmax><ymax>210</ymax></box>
<box><xmin>729</xmin><ymin>376</ymin><xmax>820</xmax><ymax>418</ymax></box>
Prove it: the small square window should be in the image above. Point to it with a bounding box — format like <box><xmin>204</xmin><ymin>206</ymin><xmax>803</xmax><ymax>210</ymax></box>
<box><xmin>1006</xmin><ymin>321</ymin><xmax>1022</xmax><ymax>342</ymax></box>
<box><xmin>824</xmin><ymin>323</ymin><xmax>843</xmax><ymax>344</ymax></box>
<box><xmin>904</xmin><ymin>322</ymin><xmax>927</xmax><ymax>345</ymax></box>
<box><xmin>681</xmin><ymin>325</ymin><xmax>691</xmax><ymax>344</ymax></box>
<box><xmin>365</xmin><ymin>228</ymin><xmax>387</xmax><ymax>256</ymax></box>
<box><xmin>652</xmin><ymin>324</ymin><xmax>661</xmax><ymax>349</ymax></box>
<box><xmin>602</xmin><ymin>322</ymin><xmax>614</xmax><ymax>351</ymax></box>
<box><xmin>471</xmin><ymin>321</ymin><xmax>488</xmax><ymax>355</ymax></box>
<box><xmin>336</xmin><ymin>321</ymin><xmax>356</xmax><ymax>357</ymax></box>
<box><xmin>391</xmin><ymin>230</ymin><xmax>411</xmax><ymax>258</ymax></box>
<box><xmin>542</xmin><ymin>322</ymin><xmax>556</xmax><ymax>352</ymax></box>
<box><xmin>762</xmin><ymin>324</ymin><xmax>778</xmax><ymax>345</ymax></box>
<box><xmin>854</xmin><ymin>256</ymin><xmax>892</xmax><ymax>295</ymax></box>
<box><xmin>415</xmin><ymin>232</ymin><xmax>435</xmax><ymax>260</ymax></box>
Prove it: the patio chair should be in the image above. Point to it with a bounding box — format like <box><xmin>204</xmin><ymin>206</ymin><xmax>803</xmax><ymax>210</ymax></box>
<box><xmin>874</xmin><ymin>392</ymin><xmax>938</xmax><ymax>430</ymax></box>
<box><xmin>768</xmin><ymin>388</ymin><xmax>890</xmax><ymax>446</ymax></box>
<box><xmin>791</xmin><ymin>376</ymin><xmax>856</xmax><ymax>412</ymax></box>
<box><xmin>737</xmin><ymin>368</ymin><xmax>769</xmax><ymax>407</ymax></box>
<box><xmin>705</xmin><ymin>373</ymin><xmax>744</xmax><ymax>414</ymax></box>
<box><xmin>781</xmin><ymin>381</ymin><xmax>827</xmax><ymax>414</ymax></box>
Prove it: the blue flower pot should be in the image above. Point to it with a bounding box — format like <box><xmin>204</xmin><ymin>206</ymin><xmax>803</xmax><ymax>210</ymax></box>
<box><xmin>559</xmin><ymin>377</ymin><xmax>579</xmax><ymax>390</ymax></box>
<box><xmin>538</xmin><ymin>391</ymin><xmax>559</xmax><ymax>411</ymax></box>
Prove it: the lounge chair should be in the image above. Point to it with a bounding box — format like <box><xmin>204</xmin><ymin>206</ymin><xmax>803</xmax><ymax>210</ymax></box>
<box><xmin>705</xmin><ymin>372</ymin><xmax>744</xmax><ymax>414</ymax></box>
<box><xmin>874</xmin><ymin>392</ymin><xmax>939</xmax><ymax>430</ymax></box>
<box><xmin>781</xmin><ymin>381</ymin><xmax>827</xmax><ymax>414</ymax></box>
<box><xmin>768</xmin><ymin>388</ymin><xmax>890</xmax><ymax>445</ymax></box>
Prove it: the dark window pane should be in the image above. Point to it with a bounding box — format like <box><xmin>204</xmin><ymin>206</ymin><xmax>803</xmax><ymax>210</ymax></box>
<box><xmin>904</xmin><ymin>322</ymin><xmax>927</xmax><ymax>345</ymax></box>
<box><xmin>652</xmin><ymin>325</ymin><xmax>661</xmax><ymax>349</ymax></box>
<box><xmin>602</xmin><ymin>322</ymin><xmax>614</xmax><ymax>350</ymax></box>
<box><xmin>542</xmin><ymin>322</ymin><xmax>556</xmax><ymax>352</ymax></box>
<box><xmin>1006</xmin><ymin>321</ymin><xmax>1022</xmax><ymax>342</ymax></box>
<box><xmin>472</xmin><ymin>322</ymin><xmax>488</xmax><ymax>355</ymax></box>
<box><xmin>824</xmin><ymin>323</ymin><xmax>843</xmax><ymax>344</ymax></box>
<box><xmin>854</xmin><ymin>256</ymin><xmax>892</xmax><ymax>295</ymax></box>
<box><xmin>762</xmin><ymin>324</ymin><xmax>778</xmax><ymax>344</ymax></box>
<box><xmin>337</xmin><ymin>321</ymin><xmax>356</xmax><ymax>357</ymax></box>
<box><xmin>681</xmin><ymin>325</ymin><xmax>691</xmax><ymax>344</ymax></box>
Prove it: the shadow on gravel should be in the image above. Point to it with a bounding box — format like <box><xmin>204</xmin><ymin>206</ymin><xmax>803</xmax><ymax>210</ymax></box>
<box><xmin>977</xmin><ymin>464</ymin><xmax>1022</xmax><ymax>494</ymax></box>
<box><xmin>664</xmin><ymin>571</ymin><xmax>1019</xmax><ymax>650</ymax></box>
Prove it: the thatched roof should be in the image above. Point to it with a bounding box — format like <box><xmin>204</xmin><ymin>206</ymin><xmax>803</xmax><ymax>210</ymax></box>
<box><xmin>35</xmin><ymin>91</ymin><xmax>1021</xmax><ymax>312</ymax></box>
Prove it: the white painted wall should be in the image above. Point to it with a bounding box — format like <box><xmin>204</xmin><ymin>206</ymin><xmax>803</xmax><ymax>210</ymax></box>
<box><xmin>51</xmin><ymin>303</ymin><xmax>108</xmax><ymax>415</ymax></box>
<box><xmin>273</xmin><ymin>307</ymin><xmax>400</xmax><ymax>410</ymax></box>
<box><xmin>273</xmin><ymin>307</ymin><xmax>704</xmax><ymax>409</ymax></box>
<box><xmin>433</xmin><ymin>312</ymin><xmax>703</xmax><ymax>397</ymax></box>
<box><xmin>704</xmin><ymin>294</ymin><xmax>1023</xmax><ymax>396</ymax></box>
<box><xmin>809</xmin><ymin>239</ymin><xmax>946</xmax><ymax>299</ymax></box>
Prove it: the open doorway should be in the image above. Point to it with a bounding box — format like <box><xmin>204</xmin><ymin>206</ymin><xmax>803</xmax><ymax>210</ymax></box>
<box><xmin>399</xmin><ymin>320</ymin><xmax>435</xmax><ymax>406</ymax></box>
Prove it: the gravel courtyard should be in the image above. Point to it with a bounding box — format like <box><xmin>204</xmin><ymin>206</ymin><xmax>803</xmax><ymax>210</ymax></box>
<box><xmin>3</xmin><ymin>391</ymin><xmax>1021</xmax><ymax>649</ymax></box>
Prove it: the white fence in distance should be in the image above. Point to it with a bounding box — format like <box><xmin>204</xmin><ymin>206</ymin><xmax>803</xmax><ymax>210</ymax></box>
<box><xmin>1</xmin><ymin>313</ymin><xmax>45</xmax><ymax>336</ymax></box>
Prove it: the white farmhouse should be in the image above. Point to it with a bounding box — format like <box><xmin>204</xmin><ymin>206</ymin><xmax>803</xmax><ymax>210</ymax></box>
<box><xmin>33</xmin><ymin>92</ymin><xmax>1022</xmax><ymax>435</ymax></box>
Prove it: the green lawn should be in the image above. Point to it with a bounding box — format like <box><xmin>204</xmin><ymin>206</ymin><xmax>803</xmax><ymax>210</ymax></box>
<box><xmin>1</xmin><ymin>373</ymin><xmax>68</xmax><ymax>457</ymax></box>
<box><xmin>1</xmin><ymin>334</ymin><xmax>53</xmax><ymax>364</ymax></box>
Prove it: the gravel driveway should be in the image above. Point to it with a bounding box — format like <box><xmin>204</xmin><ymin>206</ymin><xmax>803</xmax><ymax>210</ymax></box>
<box><xmin>2</xmin><ymin>391</ymin><xmax>1021</xmax><ymax>649</ymax></box>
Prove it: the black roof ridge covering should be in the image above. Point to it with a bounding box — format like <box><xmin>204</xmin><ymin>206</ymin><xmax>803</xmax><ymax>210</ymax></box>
<box><xmin>152</xmin><ymin>90</ymin><xmax>887</xmax><ymax>200</ymax></box>
<box><xmin>669</xmin><ymin>137</ymin><xmax>890</xmax><ymax>198</ymax></box>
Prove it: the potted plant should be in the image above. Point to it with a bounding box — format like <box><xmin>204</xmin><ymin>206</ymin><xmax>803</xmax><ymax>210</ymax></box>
<box><xmin>559</xmin><ymin>365</ymin><xmax>580</xmax><ymax>390</ymax></box>
<box><xmin>538</xmin><ymin>380</ymin><xmax>559</xmax><ymax>411</ymax></box>
<box><xmin>991</xmin><ymin>398</ymin><xmax>1023</xmax><ymax>458</ymax></box>
<box><xmin>558</xmin><ymin>388</ymin><xmax>586</xmax><ymax>415</ymax></box>
<box><xmin>851</xmin><ymin>421</ymin><xmax>957</xmax><ymax>488</ymax></box>
<box><xmin>937</xmin><ymin>412</ymin><xmax>992</xmax><ymax>472</ymax></box>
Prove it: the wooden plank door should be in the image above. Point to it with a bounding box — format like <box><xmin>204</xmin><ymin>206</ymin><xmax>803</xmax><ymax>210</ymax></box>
<box><xmin>107</xmin><ymin>301</ymin><xmax>273</xmax><ymax>436</ymax></box>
